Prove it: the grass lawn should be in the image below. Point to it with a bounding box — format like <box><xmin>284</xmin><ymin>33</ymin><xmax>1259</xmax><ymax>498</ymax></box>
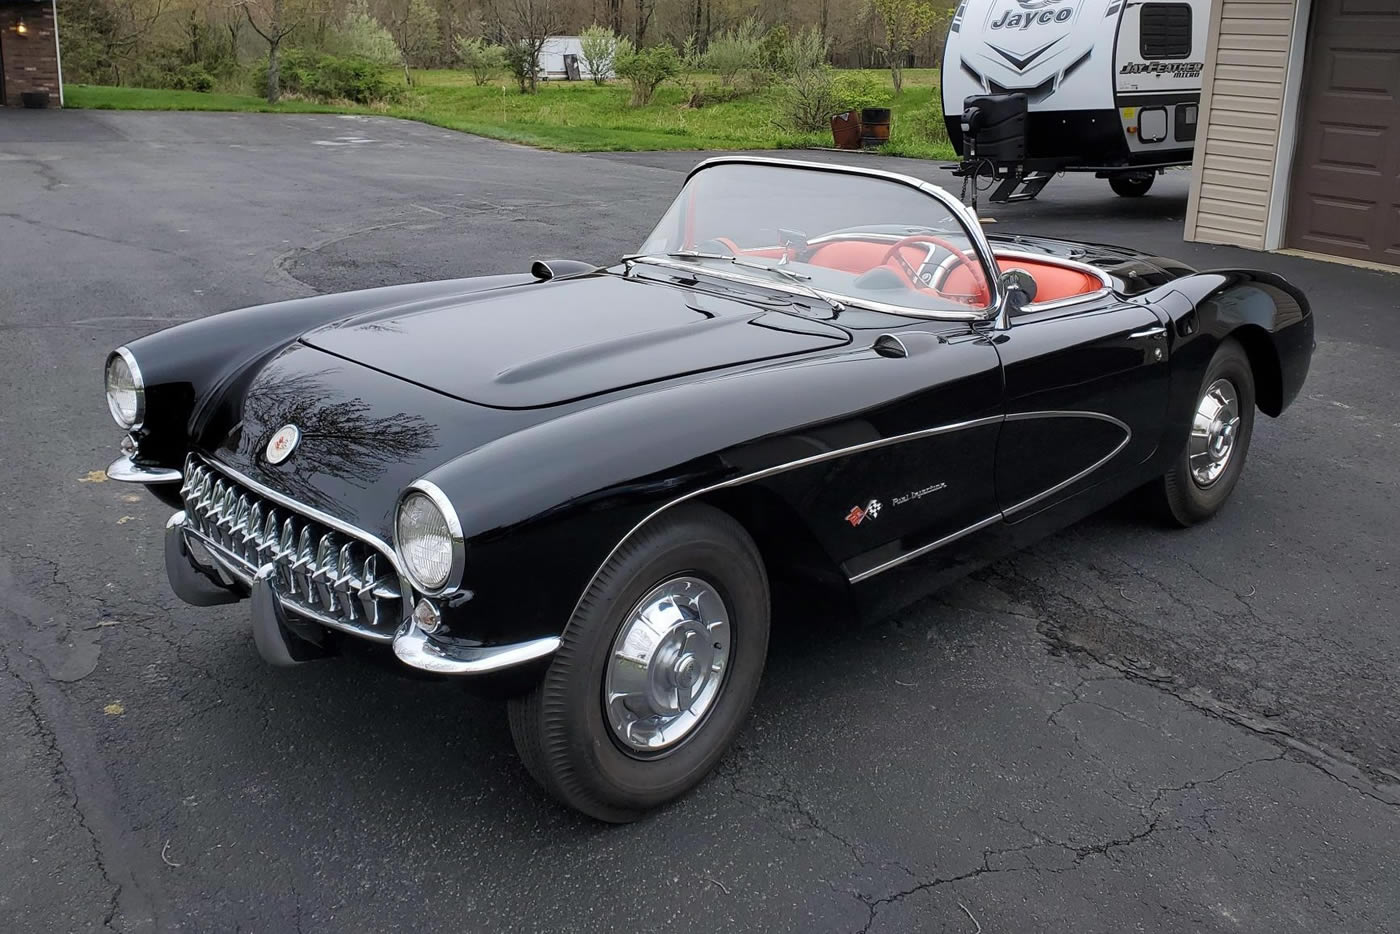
<box><xmin>67</xmin><ymin>69</ymin><xmax>955</xmax><ymax>160</ymax></box>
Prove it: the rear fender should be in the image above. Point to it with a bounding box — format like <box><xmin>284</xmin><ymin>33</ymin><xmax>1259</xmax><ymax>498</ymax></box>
<box><xmin>1149</xmin><ymin>270</ymin><xmax>1313</xmax><ymax>434</ymax></box>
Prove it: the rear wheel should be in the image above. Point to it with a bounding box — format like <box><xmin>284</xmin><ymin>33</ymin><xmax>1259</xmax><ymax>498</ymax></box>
<box><xmin>1155</xmin><ymin>339</ymin><xmax>1256</xmax><ymax>526</ymax></box>
<box><xmin>1110</xmin><ymin>172</ymin><xmax>1156</xmax><ymax>197</ymax></box>
<box><xmin>507</xmin><ymin>504</ymin><xmax>770</xmax><ymax>822</ymax></box>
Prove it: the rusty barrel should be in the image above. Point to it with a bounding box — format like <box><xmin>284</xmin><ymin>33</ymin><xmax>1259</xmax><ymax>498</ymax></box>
<box><xmin>860</xmin><ymin>108</ymin><xmax>891</xmax><ymax>149</ymax></box>
<box><xmin>830</xmin><ymin>111</ymin><xmax>862</xmax><ymax>150</ymax></box>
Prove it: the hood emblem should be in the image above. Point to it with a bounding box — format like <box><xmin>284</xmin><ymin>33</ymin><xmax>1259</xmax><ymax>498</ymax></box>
<box><xmin>265</xmin><ymin>424</ymin><xmax>301</xmax><ymax>465</ymax></box>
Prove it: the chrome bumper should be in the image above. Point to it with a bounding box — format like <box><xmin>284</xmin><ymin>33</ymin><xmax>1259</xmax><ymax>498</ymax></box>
<box><xmin>108</xmin><ymin>453</ymin><xmax>181</xmax><ymax>484</ymax></box>
<box><xmin>166</xmin><ymin>493</ymin><xmax>559</xmax><ymax>676</ymax></box>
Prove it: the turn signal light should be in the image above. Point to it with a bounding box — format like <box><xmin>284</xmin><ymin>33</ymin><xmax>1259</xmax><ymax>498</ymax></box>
<box><xmin>413</xmin><ymin>598</ymin><xmax>442</xmax><ymax>634</ymax></box>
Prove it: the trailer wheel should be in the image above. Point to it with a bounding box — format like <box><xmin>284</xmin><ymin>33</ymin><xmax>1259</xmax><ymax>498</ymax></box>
<box><xmin>1110</xmin><ymin>173</ymin><xmax>1155</xmax><ymax>198</ymax></box>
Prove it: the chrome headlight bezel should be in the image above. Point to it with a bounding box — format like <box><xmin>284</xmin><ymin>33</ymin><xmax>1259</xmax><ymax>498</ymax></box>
<box><xmin>105</xmin><ymin>347</ymin><xmax>145</xmax><ymax>431</ymax></box>
<box><xmin>393</xmin><ymin>480</ymin><xmax>465</xmax><ymax>596</ymax></box>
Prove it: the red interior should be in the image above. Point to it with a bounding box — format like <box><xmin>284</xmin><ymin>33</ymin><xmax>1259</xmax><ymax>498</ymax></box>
<box><xmin>798</xmin><ymin>241</ymin><xmax>1101</xmax><ymax>305</ymax></box>
<box><xmin>944</xmin><ymin>258</ymin><xmax>1102</xmax><ymax>303</ymax></box>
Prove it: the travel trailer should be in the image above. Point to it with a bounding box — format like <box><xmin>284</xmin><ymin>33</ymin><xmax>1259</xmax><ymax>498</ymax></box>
<box><xmin>941</xmin><ymin>0</ymin><xmax>1209</xmax><ymax>202</ymax></box>
<box><xmin>537</xmin><ymin>36</ymin><xmax>613</xmax><ymax>81</ymax></box>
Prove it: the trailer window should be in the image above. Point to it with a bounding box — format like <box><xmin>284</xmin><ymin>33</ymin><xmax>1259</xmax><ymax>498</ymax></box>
<box><xmin>1140</xmin><ymin>3</ymin><xmax>1192</xmax><ymax>60</ymax></box>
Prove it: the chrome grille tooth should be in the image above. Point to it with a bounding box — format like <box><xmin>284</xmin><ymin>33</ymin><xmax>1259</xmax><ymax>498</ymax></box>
<box><xmin>207</xmin><ymin>479</ymin><xmax>227</xmax><ymax>532</ymax></box>
<box><xmin>296</xmin><ymin>525</ymin><xmax>315</xmax><ymax>603</ymax></box>
<box><xmin>228</xmin><ymin>494</ymin><xmax>250</xmax><ymax>554</ymax></box>
<box><xmin>279</xmin><ymin>518</ymin><xmax>297</xmax><ymax>591</ymax></box>
<box><xmin>243</xmin><ymin>501</ymin><xmax>263</xmax><ymax>563</ymax></box>
<box><xmin>313</xmin><ymin>534</ymin><xmax>337</xmax><ymax>611</ymax></box>
<box><xmin>259</xmin><ymin>508</ymin><xmax>280</xmax><ymax>567</ymax></box>
<box><xmin>333</xmin><ymin>543</ymin><xmax>359</xmax><ymax>620</ymax></box>
<box><xmin>216</xmin><ymin>491</ymin><xmax>234</xmax><ymax>548</ymax></box>
<box><xmin>187</xmin><ymin>471</ymin><xmax>210</xmax><ymax>530</ymax></box>
<box><xmin>358</xmin><ymin>554</ymin><xmax>381</xmax><ymax>626</ymax></box>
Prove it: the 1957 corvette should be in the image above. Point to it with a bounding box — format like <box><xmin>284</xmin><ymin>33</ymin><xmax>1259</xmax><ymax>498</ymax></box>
<box><xmin>103</xmin><ymin>157</ymin><xmax>1313</xmax><ymax>821</ymax></box>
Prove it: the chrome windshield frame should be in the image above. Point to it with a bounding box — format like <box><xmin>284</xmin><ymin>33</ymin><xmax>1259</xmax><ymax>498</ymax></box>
<box><xmin>638</xmin><ymin>155</ymin><xmax>1007</xmax><ymax>322</ymax></box>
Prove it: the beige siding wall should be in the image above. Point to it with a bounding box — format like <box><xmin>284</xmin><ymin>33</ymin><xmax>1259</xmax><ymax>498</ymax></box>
<box><xmin>1185</xmin><ymin>0</ymin><xmax>1301</xmax><ymax>249</ymax></box>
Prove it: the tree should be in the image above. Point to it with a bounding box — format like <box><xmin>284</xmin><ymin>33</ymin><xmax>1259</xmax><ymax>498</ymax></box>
<box><xmin>578</xmin><ymin>23</ymin><xmax>624</xmax><ymax>85</ymax></box>
<box><xmin>453</xmin><ymin>35</ymin><xmax>507</xmax><ymax>85</ymax></box>
<box><xmin>870</xmin><ymin>0</ymin><xmax>937</xmax><ymax>93</ymax></box>
<box><xmin>378</xmin><ymin>0</ymin><xmax>440</xmax><ymax>85</ymax></box>
<box><xmin>237</xmin><ymin>0</ymin><xmax>324</xmax><ymax>103</ymax></box>
<box><xmin>498</xmin><ymin>0</ymin><xmax>561</xmax><ymax>94</ymax></box>
<box><xmin>633</xmin><ymin>0</ymin><xmax>654</xmax><ymax>45</ymax></box>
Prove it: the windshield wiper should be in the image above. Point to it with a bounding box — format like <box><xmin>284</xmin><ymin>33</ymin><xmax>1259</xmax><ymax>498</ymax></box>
<box><xmin>647</xmin><ymin>251</ymin><xmax>843</xmax><ymax>312</ymax></box>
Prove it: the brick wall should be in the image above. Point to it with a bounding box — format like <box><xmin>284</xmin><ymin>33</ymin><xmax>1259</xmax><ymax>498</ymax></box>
<box><xmin>0</xmin><ymin>2</ymin><xmax>62</xmax><ymax>107</ymax></box>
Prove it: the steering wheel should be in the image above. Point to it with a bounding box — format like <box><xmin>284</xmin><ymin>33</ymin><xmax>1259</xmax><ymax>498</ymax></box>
<box><xmin>881</xmin><ymin>235</ymin><xmax>990</xmax><ymax>306</ymax></box>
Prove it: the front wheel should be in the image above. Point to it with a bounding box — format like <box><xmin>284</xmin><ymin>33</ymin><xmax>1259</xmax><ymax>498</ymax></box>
<box><xmin>507</xmin><ymin>504</ymin><xmax>770</xmax><ymax>822</ymax></box>
<box><xmin>1155</xmin><ymin>338</ymin><xmax>1256</xmax><ymax>526</ymax></box>
<box><xmin>1110</xmin><ymin>172</ymin><xmax>1156</xmax><ymax>197</ymax></box>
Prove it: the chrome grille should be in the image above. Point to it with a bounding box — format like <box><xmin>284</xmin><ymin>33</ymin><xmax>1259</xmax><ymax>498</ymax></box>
<box><xmin>179</xmin><ymin>456</ymin><xmax>402</xmax><ymax>636</ymax></box>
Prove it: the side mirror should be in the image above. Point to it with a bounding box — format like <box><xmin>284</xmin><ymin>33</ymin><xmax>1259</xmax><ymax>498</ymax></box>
<box><xmin>1001</xmin><ymin>267</ymin><xmax>1037</xmax><ymax>308</ymax></box>
<box><xmin>992</xmin><ymin>267</ymin><xmax>1037</xmax><ymax>329</ymax></box>
<box><xmin>777</xmin><ymin>227</ymin><xmax>809</xmax><ymax>253</ymax></box>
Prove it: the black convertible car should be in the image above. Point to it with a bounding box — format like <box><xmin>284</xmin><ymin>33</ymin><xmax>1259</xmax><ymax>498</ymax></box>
<box><xmin>104</xmin><ymin>157</ymin><xmax>1313</xmax><ymax>821</ymax></box>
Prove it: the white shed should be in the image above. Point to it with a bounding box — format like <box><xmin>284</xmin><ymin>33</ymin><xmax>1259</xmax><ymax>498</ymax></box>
<box><xmin>536</xmin><ymin>36</ymin><xmax>613</xmax><ymax>81</ymax></box>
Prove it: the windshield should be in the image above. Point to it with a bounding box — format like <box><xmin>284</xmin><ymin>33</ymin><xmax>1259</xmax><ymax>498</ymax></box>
<box><xmin>636</xmin><ymin>163</ymin><xmax>993</xmax><ymax>315</ymax></box>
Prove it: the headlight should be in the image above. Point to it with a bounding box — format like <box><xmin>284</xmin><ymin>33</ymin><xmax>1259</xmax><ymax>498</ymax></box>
<box><xmin>394</xmin><ymin>483</ymin><xmax>464</xmax><ymax>594</ymax></box>
<box><xmin>105</xmin><ymin>348</ymin><xmax>144</xmax><ymax>430</ymax></box>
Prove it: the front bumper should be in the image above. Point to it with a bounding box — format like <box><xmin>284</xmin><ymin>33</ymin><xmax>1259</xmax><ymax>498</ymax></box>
<box><xmin>163</xmin><ymin>455</ymin><xmax>560</xmax><ymax>675</ymax></box>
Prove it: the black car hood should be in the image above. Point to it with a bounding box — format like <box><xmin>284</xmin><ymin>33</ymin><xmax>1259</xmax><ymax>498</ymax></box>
<box><xmin>301</xmin><ymin>273</ymin><xmax>850</xmax><ymax>410</ymax></box>
<box><xmin>212</xmin><ymin>342</ymin><xmax>550</xmax><ymax>538</ymax></box>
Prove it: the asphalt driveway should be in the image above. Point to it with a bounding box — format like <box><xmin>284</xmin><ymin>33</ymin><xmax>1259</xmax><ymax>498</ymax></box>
<box><xmin>1</xmin><ymin>108</ymin><xmax>1397</xmax><ymax>934</ymax></box>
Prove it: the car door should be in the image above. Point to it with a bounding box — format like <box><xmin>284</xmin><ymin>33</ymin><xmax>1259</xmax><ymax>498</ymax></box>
<box><xmin>752</xmin><ymin>329</ymin><xmax>1005</xmax><ymax>584</ymax></box>
<box><xmin>993</xmin><ymin>298</ymin><xmax>1170</xmax><ymax>520</ymax></box>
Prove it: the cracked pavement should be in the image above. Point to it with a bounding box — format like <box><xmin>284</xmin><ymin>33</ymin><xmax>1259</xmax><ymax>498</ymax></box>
<box><xmin>1</xmin><ymin>110</ymin><xmax>1397</xmax><ymax>933</ymax></box>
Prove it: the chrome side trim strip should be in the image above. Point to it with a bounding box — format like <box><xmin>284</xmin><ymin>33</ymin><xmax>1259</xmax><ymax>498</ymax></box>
<box><xmin>565</xmin><ymin>415</ymin><xmax>1005</xmax><ymax>626</ymax></box>
<box><xmin>107</xmin><ymin>454</ymin><xmax>182</xmax><ymax>484</ymax></box>
<box><xmin>999</xmin><ymin>413</ymin><xmax>1132</xmax><ymax>520</ymax></box>
<box><xmin>198</xmin><ymin>455</ymin><xmax>413</xmax><ymax>602</ymax></box>
<box><xmin>569</xmin><ymin>409</ymin><xmax>1133</xmax><ymax>613</ymax></box>
<box><xmin>847</xmin><ymin>514</ymin><xmax>1002</xmax><ymax>583</ymax></box>
<box><xmin>392</xmin><ymin>622</ymin><xmax>561</xmax><ymax>675</ymax></box>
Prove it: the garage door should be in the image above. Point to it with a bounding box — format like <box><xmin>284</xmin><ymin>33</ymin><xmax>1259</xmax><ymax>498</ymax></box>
<box><xmin>1285</xmin><ymin>0</ymin><xmax>1400</xmax><ymax>265</ymax></box>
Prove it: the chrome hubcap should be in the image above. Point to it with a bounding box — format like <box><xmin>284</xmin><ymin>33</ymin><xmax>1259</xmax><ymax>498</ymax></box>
<box><xmin>1189</xmin><ymin>378</ymin><xmax>1241</xmax><ymax>488</ymax></box>
<box><xmin>604</xmin><ymin>576</ymin><xmax>731</xmax><ymax>755</ymax></box>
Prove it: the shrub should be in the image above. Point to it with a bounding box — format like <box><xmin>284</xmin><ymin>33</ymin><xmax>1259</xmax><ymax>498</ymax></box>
<box><xmin>758</xmin><ymin>25</ymin><xmax>793</xmax><ymax>76</ymax></box>
<box><xmin>905</xmin><ymin>106</ymin><xmax>951</xmax><ymax>147</ymax></box>
<box><xmin>325</xmin><ymin>1</ymin><xmax>400</xmax><ymax>65</ymax></box>
<box><xmin>170</xmin><ymin>63</ymin><xmax>215</xmax><ymax>93</ymax></box>
<box><xmin>779</xmin><ymin>64</ymin><xmax>838</xmax><ymax>132</ymax></box>
<box><xmin>615</xmin><ymin>43</ymin><xmax>680</xmax><ymax>107</ymax></box>
<box><xmin>502</xmin><ymin>42</ymin><xmax>534</xmax><ymax>94</ymax></box>
<box><xmin>777</xmin><ymin>29</ymin><xmax>837</xmax><ymax>132</ymax></box>
<box><xmin>788</xmin><ymin>26</ymin><xmax>830</xmax><ymax>71</ymax></box>
<box><xmin>453</xmin><ymin>36</ymin><xmax>506</xmax><ymax>86</ymax></box>
<box><xmin>579</xmin><ymin>24</ymin><xmax>627</xmax><ymax>86</ymax></box>
<box><xmin>833</xmin><ymin>70</ymin><xmax>891</xmax><ymax>115</ymax></box>
<box><xmin>705</xmin><ymin>18</ymin><xmax>763</xmax><ymax>89</ymax></box>
<box><xmin>263</xmin><ymin>51</ymin><xmax>398</xmax><ymax>104</ymax></box>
